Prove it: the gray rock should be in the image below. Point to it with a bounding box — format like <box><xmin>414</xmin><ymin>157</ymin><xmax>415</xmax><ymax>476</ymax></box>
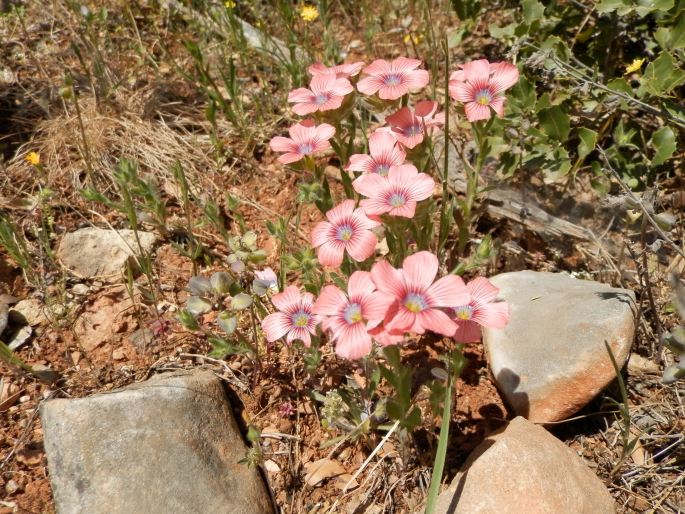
<box><xmin>484</xmin><ymin>271</ymin><xmax>636</xmax><ymax>423</ymax></box>
<box><xmin>57</xmin><ymin>227</ymin><xmax>157</xmax><ymax>282</ymax></box>
<box><xmin>41</xmin><ymin>369</ymin><xmax>274</xmax><ymax>514</ymax></box>
<box><xmin>10</xmin><ymin>298</ymin><xmax>47</xmax><ymax>327</ymax></box>
<box><xmin>435</xmin><ymin>417</ymin><xmax>615</xmax><ymax>514</ymax></box>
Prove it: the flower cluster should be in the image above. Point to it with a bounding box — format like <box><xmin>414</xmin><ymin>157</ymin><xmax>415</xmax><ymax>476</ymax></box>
<box><xmin>263</xmin><ymin>57</ymin><xmax>517</xmax><ymax>360</ymax></box>
<box><xmin>263</xmin><ymin>251</ymin><xmax>508</xmax><ymax>359</ymax></box>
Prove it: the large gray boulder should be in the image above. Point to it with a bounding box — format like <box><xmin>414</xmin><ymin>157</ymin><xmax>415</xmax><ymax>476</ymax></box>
<box><xmin>483</xmin><ymin>271</ymin><xmax>636</xmax><ymax>423</ymax></box>
<box><xmin>435</xmin><ymin>417</ymin><xmax>615</xmax><ymax>514</ymax></box>
<box><xmin>41</xmin><ymin>369</ymin><xmax>274</xmax><ymax>514</ymax></box>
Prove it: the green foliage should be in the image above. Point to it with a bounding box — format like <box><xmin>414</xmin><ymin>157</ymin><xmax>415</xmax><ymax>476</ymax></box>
<box><xmin>379</xmin><ymin>346</ymin><xmax>422</xmax><ymax>431</ymax></box>
<box><xmin>487</xmin><ymin>0</ymin><xmax>684</xmax><ymax>187</ymax></box>
<box><xmin>662</xmin><ymin>274</ymin><xmax>685</xmax><ymax>384</ymax></box>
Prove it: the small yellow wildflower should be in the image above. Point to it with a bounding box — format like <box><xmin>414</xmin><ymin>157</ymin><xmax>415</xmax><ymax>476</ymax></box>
<box><xmin>299</xmin><ymin>4</ymin><xmax>319</xmax><ymax>23</ymax></box>
<box><xmin>224</xmin><ymin>0</ymin><xmax>236</xmax><ymax>8</ymax></box>
<box><xmin>624</xmin><ymin>58</ymin><xmax>645</xmax><ymax>75</ymax></box>
<box><xmin>25</xmin><ymin>152</ymin><xmax>40</xmax><ymax>166</ymax></box>
<box><xmin>403</xmin><ymin>33</ymin><xmax>423</xmax><ymax>45</ymax></box>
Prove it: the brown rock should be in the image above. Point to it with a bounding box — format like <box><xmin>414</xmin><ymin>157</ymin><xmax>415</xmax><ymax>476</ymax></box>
<box><xmin>435</xmin><ymin>417</ymin><xmax>615</xmax><ymax>514</ymax></box>
<box><xmin>484</xmin><ymin>271</ymin><xmax>636</xmax><ymax>423</ymax></box>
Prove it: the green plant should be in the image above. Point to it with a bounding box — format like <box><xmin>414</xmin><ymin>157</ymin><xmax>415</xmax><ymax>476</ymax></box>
<box><xmin>81</xmin><ymin>158</ymin><xmax>164</xmax><ymax>313</ymax></box>
<box><xmin>662</xmin><ymin>273</ymin><xmax>685</xmax><ymax>384</ymax></box>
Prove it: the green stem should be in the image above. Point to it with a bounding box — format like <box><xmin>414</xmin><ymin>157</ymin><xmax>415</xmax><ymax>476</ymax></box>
<box><xmin>425</xmin><ymin>363</ymin><xmax>453</xmax><ymax>514</ymax></box>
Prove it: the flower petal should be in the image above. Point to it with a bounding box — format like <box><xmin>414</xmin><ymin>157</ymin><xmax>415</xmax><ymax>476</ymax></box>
<box><xmin>313</xmin><ymin>284</ymin><xmax>347</xmax><ymax>316</ymax></box>
<box><xmin>427</xmin><ymin>275</ymin><xmax>470</xmax><ymax>308</ymax></box>
<box><xmin>464</xmin><ymin>101</ymin><xmax>493</xmax><ymax>122</ymax></box>
<box><xmin>402</xmin><ymin>251</ymin><xmax>438</xmax><ymax>295</ymax></box>
<box><xmin>347</xmin><ymin>270</ymin><xmax>376</xmax><ymax>299</ymax></box>
<box><xmin>489</xmin><ymin>61</ymin><xmax>519</xmax><ymax>94</ymax></box>
<box><xmin>271</xmin><ymin>285</ymin><xmax>301</xmax><ymax>312</ymax></box>
<box><xmin>262</xmin><ymin>312</ymin><xmax>292</xmax><ymax>342</ymax></box>
<box><xmin>453</xmin><ymin>319</ymin><xmax>482</xmax><ymax>343</ymax></box>
<box><xmin>317</xmin><ymin>240</ymin><xmax>345</xmax><ymax>268</ymax></box>
<box><xmin>311</xmin><ymin>220</ymin><xmax>332</xmax><ymax>247</ymax></box>
<box><xmin>335</xmin><ymin>322</ymin><xmax>373</xmax><ymax>360</ymax></box>
<box><xmin>472</xmin><ymin>301</ymin><xmax>510</xmax><ymax>329</ymax></box>
<box><xmin>362</xmin><ymin>291</ymin><xmax>396</xmax><ymax>322</ymax></box>
<box><xmin>346</xmin><ymin>229</ymin><xmax>377</xmax><ymax>262</ymax></box>
<box><xmin>416</xmin><ymin>308</ymin><xmax>457</xmax><ymax>336</ymax></box>
<box><xmin>326</xmin><ymin>199</ymin><xmax>355</xmax><ymax>225</ymax></box>
<box><xmin>269</xmin><ymin>136</ymin><xmax>296</xmax><ymax>153</ymax></box>
<box><xmin>371</xmin><ymin>260</ymin><xmax>405</xmax><ymax>298</ymax></box>
<box><xmin>466</xmin><ymin>277</ymin><xmax>500</xmax><ymax>306</ymax></box>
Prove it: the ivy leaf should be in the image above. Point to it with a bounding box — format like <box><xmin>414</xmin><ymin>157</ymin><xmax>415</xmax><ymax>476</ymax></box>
<box><xmin>538</xmin><ymin>106</ymin><xmax>571</xmax><ymax>141</ymax></box>
<box><xmin>521</xmin><ymin>0</ymin><xmax>545</xmax><ymax>24</ymax></box>
<box><xmin>577</xmin><ymin>127</ymin><xmax>598</xmax><ymax>160</ymax></box>
<box><xmin>650</xmin><ymin>126</ymin><xmax>676</xmax><ymax>166</ymax></box>
<box><xmin>640</xmin><ymin>52</ymin><xmax>685</xmax><ymax>97</ymax></box>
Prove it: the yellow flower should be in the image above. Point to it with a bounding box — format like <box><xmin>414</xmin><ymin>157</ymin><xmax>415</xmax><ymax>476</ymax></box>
<box><xmin>224</xmin><ymin>0</ymin><xmax>235</xmax><ymax>8</ymax></box>
<box><xmin>403</xmin><ymin>33</ymin><xmax>423</xmax><ymax>45</ymax></box>
<box><xmin>624</xmin><ymin>58</ymin><xmax>645</xmax><ymax>75</ymax></box>
<box><xmin>299</xmin><ymin>4</ymin><xmax>319</xmax><ymax>23</ymax></box>
<box><xmin>25</xmin><ymin>152</ymin><xmax>40</xmax><ymax>166</ymax></box>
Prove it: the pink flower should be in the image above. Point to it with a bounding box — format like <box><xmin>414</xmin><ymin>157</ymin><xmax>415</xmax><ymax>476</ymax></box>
<box><xmin>452</xmin><ymin>277</ymin><xmax>510</xmax><ymax>343</ymax></box>
<box><xmin>371</xmin><ymin>252</ymin><xmax>469</xmax><ymax>336</ymax></box>
<box><xmin>262</xmin><ymin>286</ymin><xmax>323</xmax><ymax>346</ymax></box>
<box><xmin>368</xmin><ymin>325</ymin><xmax>405</xmax><ymax>347</ymax></box>
<box><xmin>357</xmin><ymin>57</ymin><xmax>429</xmax><ymax>100</ymax></box>
<box><xmin>448</xmin><ymin>59</ymin><xmax>519</xmax><ymax>122</ymax></box>
<box><xmin>311</xmin><ymin>200</ymin><xmax>380</xmax><ymax>268</ymax></box>
<box><xmin>269</xmin><ymin>120</ymin><xmax>335</xmax><ymax>164</ymax></box>
<box><xmin>288</xmin><ymin>74</ymin><xmax>354</xmax><ymax>116</ymax></box>
<box><xmin>313</xmin><ymin>271</ymin><xmax>395</xmax><ymax>360</ymax></box>
<box><xmin>346</xmin><ymin>130</ymin><xmax>406</xmax><ymax>177</ymax></box>
<box><xmin>309</xmin><ymin>61</ymin><xmax>364</xmax><ymax>78</ymax></box>
<box><xmin>385</xmin><ymin>100</ymin><xmax>445</xmax><ymax>149</ymax></box>
<box><xmin>353</xmin><ymin>164</ymin><xmax>435</xmax><ymax>218</ymax></box>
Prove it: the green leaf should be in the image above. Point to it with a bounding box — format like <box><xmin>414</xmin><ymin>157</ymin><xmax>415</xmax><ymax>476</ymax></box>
<box><xmin>405</xmin><ymin>407</ymin><xmax>422</xmax><ymax>429</ymax></box>
<box><xmin>607</xmin><ymin>78</ymin><xmax>633</xmax><ymax>96</ymax></box>
<box><xmin>231</xmin><ymin>293</ymin><xmax>253</xmax><ymax>310</ymax></box>
<box><xmin>538</xmin><ymin>106</ymin><xmax>571</xmax><ymax>141</ymax></box>
<box><xmin>488</xmin><ymin>22</ymin><xmax>516</xmax><ymax>39</ymax></box>
<box><xmin>650</xmin><ymin>126</ymin><xmax>677</xmax><ymax>166</ymax></box>
<box><xmin>217</xmin><ymin>311</ymin><xmax>238</xmax><ymax>335</ymax></box>
<box><xmin>186</xmin><ymin>296</ymin><xmax>212</xmax><ymax>316</ymax></box>
<box><xmin>521</xmin><ymin>0</ymin><xmax>545</xmax><ymax>24</ymax></box>
<box><xmin>640</xmin><ymin>52</ymin><xmax>685</xmax><ymax>96</ymax></box>
<box><xmin>577</xmin><ymin>127</ymin><xmax>598</xmax><ymax>160</ymax></box>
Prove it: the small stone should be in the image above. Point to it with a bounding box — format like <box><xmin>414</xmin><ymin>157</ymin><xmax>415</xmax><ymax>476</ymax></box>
<box><xmin>71</xmin><ymin>352</ymin><xmax>82</xmax><ymax>366</ymax></box>
<box><xmin>484</xmin><ymin>271</ymin><xmax>636</xmax><ymax>423</ymax></box>
<box><xmin>263</xmin><ymin>459</ymin><xmax>280</xmax><ymax>473</ymax></box>
<box><xmin>57</xmin><ymin>227</ymin><xmax>157</xmax><ymax>282</ymax></box>
<box><xmin>435</xmin><ymin>417</ymin><xmax>615</xmax><ymax>514</ymax></box>
<box><xmin>10</xmin><ymin>298</ymin><xmax>47</xmax><ymax>327</ymax></box>
<box><xmin>72</xmin><ymin>284</ymin><xmax>90</xmax><ymax>296</ymax></box>
<box><xmin>5</xmin><ymin>479</ymin><xmax>20</xmax><ymax>495</ymax></box>
<box><xmin>41</xmin><ymin>370</ymin><xmax>274</xmax><ymax>514</ymax></box>
<box><xmin>627</xmin><ymin>353</ymin><xmax>660</xmax><ymax>375</ymax></box>
<box><xmin>112</xmin><ymin>349</ymin><xmax>126</xmax><ymax>360</ymax></box>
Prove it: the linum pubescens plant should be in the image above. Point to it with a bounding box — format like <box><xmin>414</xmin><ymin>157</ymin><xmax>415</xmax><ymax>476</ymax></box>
<box><xmin>256</xmin><ymin>56</ymin><xmax>515</xmax><ymax>511</ymax></box>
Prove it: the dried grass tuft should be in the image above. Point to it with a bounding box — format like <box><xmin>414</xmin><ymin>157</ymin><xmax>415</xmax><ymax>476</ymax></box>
<box><xmin>4</xmin><ymin>91</ymin><xmax>227</xmax><ymax>203</ymax></box>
